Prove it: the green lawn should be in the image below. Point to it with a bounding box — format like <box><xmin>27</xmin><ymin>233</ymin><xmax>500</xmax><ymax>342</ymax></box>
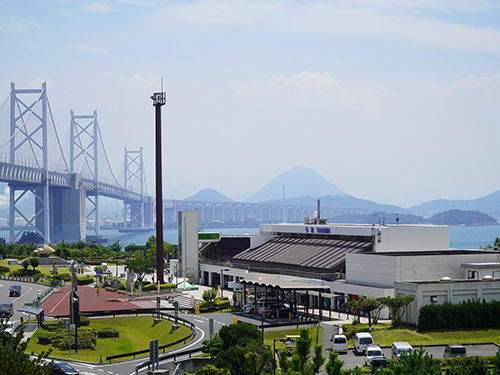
<box><xmin>264</xmin><ymin>326</ymin><xmax>323</xmax><ymax>351</ymax></box>
<box><xmin>0</xmin><ymin>259</ymin><xmax>72</xmax><ymax>278</ymax></box>
<box><xmin>346</xmin><ymin>323</ymin><xmax>500</xmax><ymax>348</ymax></box>
<box><xmin>25</xmin><ymin>316</ymin><xmax>193</xmax><ymax>363</ymax></box>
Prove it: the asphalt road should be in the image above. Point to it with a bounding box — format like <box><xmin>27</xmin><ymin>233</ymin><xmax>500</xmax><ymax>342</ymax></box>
<box><xmin>0</xmin><ymin>279</ymin><xmax>52</xmax><ymax>330</ymax></box>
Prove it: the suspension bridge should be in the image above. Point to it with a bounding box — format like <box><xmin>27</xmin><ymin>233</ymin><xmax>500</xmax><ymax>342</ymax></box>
<box><xmin>0</xmin><ymin>82</ymin><xmax>153</xmax><ymax>244</ymax></box>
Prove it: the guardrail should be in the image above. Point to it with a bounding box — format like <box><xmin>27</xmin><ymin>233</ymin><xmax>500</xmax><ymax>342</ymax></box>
<box><xmin>134</xmin><ymin>347</ymin><xmax>203</xmax><ymax>375</ymax></box>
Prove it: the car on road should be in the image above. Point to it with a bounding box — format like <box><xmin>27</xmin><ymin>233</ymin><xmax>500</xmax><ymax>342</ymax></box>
<box><xmin>9</xmin><ymin>284</ymin><xmax>21</xmax><ymax>297</ymax></box>
<box><xmin>0</xmin><ymin>302</ymin><xmax>13</xmax><ymax>318</ymax></box>
<box><xmin>371</xmin><ymin>357</ymin><xmax>388</xmax><ymax>373</ymax></box>
<box><xmin>444</xmin><ymin>344</ymin><xmax>467</xmax><ymax>358</ymax></box>
<box><xmin>365</xmin><ymin>345</ymin><xmax>383</xmax><ymax>366</ymax></box>
<box><xmin>47</xmin><ymin>362</ymin><xmax>79</xmax><ymax>375</ymax></box>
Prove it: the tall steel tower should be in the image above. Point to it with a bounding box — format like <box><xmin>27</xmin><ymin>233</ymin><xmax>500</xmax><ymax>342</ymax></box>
<box><xmin>151</xmin><ymin>90</ymin><xmax>166</xmax><ymax>284</ymax></box>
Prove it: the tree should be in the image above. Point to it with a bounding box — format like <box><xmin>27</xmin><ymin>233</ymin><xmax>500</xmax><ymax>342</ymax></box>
<box><xmin>123</xmin><ymin>248</ymin><xmax>156</xmax><ymax>282</ymax></box>
<box><xmin>280</xmin><ymin>328</ymin><xmax>324</xmax><ymax>375</ymax></box>
<box><xmin>0</xmin><ymin>319</ymin><xmax>52</xmax><ymax>375</ymax></box>
<box><xmin>29</xmin><ymin>257</ymin><xmax>40</xmax><ymax>271</ymax></box>
<box><xmin>202</xmin><ymin>288</ymin><xmax>217</xmax><ymax>307</ymax></box>
<box><xmin>21</xmin><ymin>259</ymin><xmax>29</xmax><ymax>270</ymax></box>
<box><xmin>17</xmin><ymin>231</ymin><xmax>43</xmax><ymax>244</ymax></box>
<box><xmin>359</xmin><ymin>297</ymin><xmax>381</xmax><ymax>328</ymax></box>
<box><xmin>202</xmin><ymin>322</ymin><xmax>272</xmax><ymax>375</ymax></box>
<box><xmin>378</xmin><ymin>295</ymin><xmax>414</xmax><ymax>327</ymax></box>
<box><xmin>325</xmin><ymin>352</ymin><xmax>344</xmax><ymax>375</ymax></box>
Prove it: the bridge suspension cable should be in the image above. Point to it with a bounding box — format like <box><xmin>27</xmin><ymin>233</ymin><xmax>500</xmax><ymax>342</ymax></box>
<box><xmin>47</xmin><ymin>97</ymin><xmax>69</xmax><ymax>172</ymax></box>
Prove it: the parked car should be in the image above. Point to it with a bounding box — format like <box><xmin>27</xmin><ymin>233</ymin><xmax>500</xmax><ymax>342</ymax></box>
<box><xmin>371</xmin><ymin>357</ymin><xmax>388</xmax><ymax>373</ymax></box>
<box><xmin>444</xmin><ymin>344</ymin><xmax>467</xmax><ymax>358</ymax></box>
<box><xmin>365</xmin><ymin>345</ymin><xmax>383</xmax><ymax>366</ymax></box>
<box><xmin>285</xmin><ymin>335</ymin><xmax>300</xmax><ymax>355</ymax></box>
<box><xmin>47</xmin><ymin>362</ymin><xmax>79</xmax><ymax>375</ymax></box>
<box><xmin>243</xmin><ymin>301</ymin><xmax>256</xmax><ymax>313</ymax></box>
<box><xmin>330</xmin><ymin>334</ymin><xmax>348</xmax><ymax>354</ymax></box>
<box><xmin>391</xmin><ymin>341</ymin><xmax>413</xmax><ymax>359</ymax></box>
<box><xmin>3</xmin><ymin>320</ymin><xmax>15</xmax><ymax>335</ymax></box>
<box><xmin>0</xmin><ymin>302</ymin><xmax>13</xmax><ymax>319</ymax></box>
<box><xmin>9</xmin><ymin>284</ymin><xmax>21</xmax><ymax>297</ymax></box>
<box><xmin>266</xmin><ymin>305</ymin><xmax>294</xmax><ymax>319</ymax></box>
<box><xmin>354</xmin><ymin>332</ymin><xmax>374</xmax><ymax>354</ymax></box>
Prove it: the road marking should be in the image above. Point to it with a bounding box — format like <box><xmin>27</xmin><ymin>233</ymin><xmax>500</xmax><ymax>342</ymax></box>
<box><xmin>49</xmin><ymin>290</ymin><xmax>71</xmax><ymax>314</ymax></box>
<box><xmin>194</xmin><ymin>319</ymin><xmax>204</xmax><ymax>323</ymax></box>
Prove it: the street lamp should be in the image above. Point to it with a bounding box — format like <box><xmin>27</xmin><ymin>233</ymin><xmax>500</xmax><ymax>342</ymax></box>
<box><xmin>273</xmin><ymin>338</ymin><xmax>286</xmax><ymax>375</ymax></box>
<box><xmin>220</xmin><ymin>268</ymin><xmax>229</xmax><ymax>298</ymax></box>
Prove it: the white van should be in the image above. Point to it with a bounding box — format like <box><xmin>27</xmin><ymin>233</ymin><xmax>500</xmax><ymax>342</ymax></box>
<box><xmin>330</xmin><ymin>334</ymin><xmax>348</xmax><ymax>354</ymax></box>
<box><xmin>391</xmin><ymin>342</ymin><xmax>413</xmax><ymax>359</ymax></box>
<box><xmin>354</xmin><ymin>332</ymin><xmax>374</xmax><ymax>354</ymax></box>
<box><xmin>365</xmin><ymin>345</ymin><xmax>383</xmax><ymax>365</ymax></box>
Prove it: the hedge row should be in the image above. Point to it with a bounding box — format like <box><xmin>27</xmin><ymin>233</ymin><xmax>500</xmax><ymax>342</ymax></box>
<box><xmin>418</xmin><ymin>299</ymin><xmax>500</xmax><ymax>330</ymax></box>
<box><xmin>142</xmin><ymin>282</ymin><xmax>176</xmax><ymax>291</ymax></box>
<box><xmin>38</xmin><ymin>328</ymin><xmax>97</xmax><ymax>350</ymax></box>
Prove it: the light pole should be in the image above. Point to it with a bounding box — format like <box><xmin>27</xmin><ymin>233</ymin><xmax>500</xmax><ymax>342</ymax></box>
<box><xmin>151</xmin><ymin>89</ymin><xmax>166</xmax><ymax>284</ymax></box>
<box><xmin>220</xmin><ymin>268</ymin><xmax>229</xmax><ymax>298</ymax></box>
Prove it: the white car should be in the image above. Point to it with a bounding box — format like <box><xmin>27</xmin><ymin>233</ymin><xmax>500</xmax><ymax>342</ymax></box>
<box><xmin>4</xmin><ymin>321</ymin><xmax>15</xmax><ymax>335</ymax></box>
<box><xmin>365</xmin><ymin>345</ymin><xmax>383</xmax><ymax>366</ymax></box>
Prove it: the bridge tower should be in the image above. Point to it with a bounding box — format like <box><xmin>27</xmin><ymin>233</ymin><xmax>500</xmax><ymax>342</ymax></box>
<box><xmin>121</xmin><ymin>148</ymin><xmax>153</xmax><ymax>231</ymax></box>
<box><xmin>8</xmin><ymin>82</ymin><xmax>51</xmax><ymax>243</ymax></box>
<box><xmin>70</xmin><ymin>110</ymin><xmax>100</xmax><ymax>237</ymax></box>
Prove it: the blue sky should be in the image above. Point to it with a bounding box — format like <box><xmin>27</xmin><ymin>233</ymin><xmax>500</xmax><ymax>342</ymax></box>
<box><xmin>0</xmin><ymin>0</ymin><xmax>499</xmax><ymax>208</ymax></box>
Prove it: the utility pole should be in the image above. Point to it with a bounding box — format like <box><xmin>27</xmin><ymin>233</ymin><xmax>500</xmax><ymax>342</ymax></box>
<box><xmin>151</xmin><ymin>87</ymin><xmax>166</xmax><ymax>284</ymax></box>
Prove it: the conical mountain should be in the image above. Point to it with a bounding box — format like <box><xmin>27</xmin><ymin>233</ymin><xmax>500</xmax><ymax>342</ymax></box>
<box><xmin>244</xmin><ymin>167</ymin><xmax>345</xmax><ymax>202</ymax></box>
<box><xmin>184</xmin><ymin>188</ymin><xmax>233</xmax><ymax>202</ymax></box>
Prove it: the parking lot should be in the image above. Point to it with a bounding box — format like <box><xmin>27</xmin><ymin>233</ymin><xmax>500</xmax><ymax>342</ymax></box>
<box><xmin>338</xmin><ymin>343</ymin><xmax>499</xmax><ymax>369</ymax></box>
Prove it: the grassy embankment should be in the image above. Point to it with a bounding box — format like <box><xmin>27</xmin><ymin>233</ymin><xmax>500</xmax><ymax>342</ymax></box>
<box><xmin>25</xmin><ymin>316</ymin><xmax>192</xmax><ymax>363</ymax></box>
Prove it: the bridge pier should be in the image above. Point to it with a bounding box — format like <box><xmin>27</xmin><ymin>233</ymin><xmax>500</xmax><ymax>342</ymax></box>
<box><xmin>35</xmin><ymin>174</ymin><xmax>86</xmax><ymax>244</ymax></box>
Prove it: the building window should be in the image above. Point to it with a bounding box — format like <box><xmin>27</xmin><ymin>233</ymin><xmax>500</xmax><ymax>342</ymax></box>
<box><xmin>467</xmin><ymin>270</ymin><xmax>479</xmax><ymax>279</ymax></box>
<box><xmin>431</xmin><ymin>296</ymin><xmax>438</xmax><ymax>303</ymax></box>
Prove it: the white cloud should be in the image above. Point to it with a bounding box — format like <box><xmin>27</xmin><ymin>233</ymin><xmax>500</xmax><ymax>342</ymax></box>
<box><xmin>83</xmin><ymin>2</ymin><xmax>114</xmax><ymax>14</ymax></box>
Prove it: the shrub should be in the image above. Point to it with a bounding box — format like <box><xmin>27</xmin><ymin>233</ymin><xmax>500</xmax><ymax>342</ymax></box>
<box><xmin>118</xmin><ymin>282</ymin><xmax>126</xmax><ymax>290</ymax></box>
<box><xmin>42</xmin><ymin>320</ymin><xmax>64</xmax><ymax>331</ymax></box>
<box><xmin>141</xmin><ymin>283</ymin><xmax>176</xmax><ymax>291</ymax></box>
<box><xmin>80</xmin><ymin>316</ymin><xmax>90</xmax><ymax>326</ymax></box>
<box><xmin>214</xmin><ymin>297</ymin><xmax>230</xmax><ymax>308</ymax></box>
<box><xmin>0</xmin><ymin>265</ymin><xmax>9</xmax><ymax>274</ymax></box>
<box><xmin>52</xmin><ymin>273</ymin><xmax>72</xmax><ymax>282</ymax></box>
<box><xmin>97</xmin><ymin>328</ymin><xmax>119</xmax><ymax>338</ymax></box>
<box><xmin>38</xmin><ymin>332</ymin><xmax>57</xmax><ymax>345</ymax></box>
<box><xmin>10</xmin><ymin>269</ymin><xmax>42</xmax><ymax>277</ymax></box>
<box><xmin>77</xmin><ymin>276</ymin><xmax>94</xmax><ymax>286</ymax></box>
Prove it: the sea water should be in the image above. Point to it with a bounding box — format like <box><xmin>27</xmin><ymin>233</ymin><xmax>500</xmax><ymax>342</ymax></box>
<box><xmin>0</xmin><ymin>225</ymin><xmax>498</xmax><ymax>249</ymax></box>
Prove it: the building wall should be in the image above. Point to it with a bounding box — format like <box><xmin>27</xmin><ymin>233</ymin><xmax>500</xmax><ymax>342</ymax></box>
<box><xmin>178</xmin><ymin>211</ymin><xmax>199</xmax><ymax>283</ymax></box>
<box><xmin>347</xmin><ymin>252</ymin><xmax>500</xmax><ymax>288</ymax></box>
<box><xmin>259</xmin><ymin>223</ymin><xmax>449</xmax><ymax>252</ymax></box>
<box><xmin>395</xmin><ymin>279</ymin><xmax>500</xmax><ymax>325</ymax></box>
<box><xmin>374</xmin><ymin>225</ymin><xmax>449</xmax><ymax>252</ymax></box>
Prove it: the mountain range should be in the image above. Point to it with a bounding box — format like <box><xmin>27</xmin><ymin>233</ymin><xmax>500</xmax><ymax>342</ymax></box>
<box><xmin>185</xmin><ymin>167</ymin><xmax>500</xmax><ymax>219</ymax></box>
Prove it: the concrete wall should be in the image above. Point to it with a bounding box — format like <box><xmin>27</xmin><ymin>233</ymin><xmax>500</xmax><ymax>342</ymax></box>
<box><xmin>347</xmin><ymin>252</ymin><xmax>500</xmax><ymax>288</ymax></box>
<box><xmin>178</xmin><ymin>211</ymin><xmax>199</xmax><ymax>284</ymax></box>
<box><xmin>259</xmin><ymin>223</ymin><xmax>449</xmax><ymax>252</ymax></box>
<box><xmin>373</xmin><ymin>225</ymin><xmax>449</xmax><ymax>252</ymax></box>
<box><xmin>395</xmin><ymin>279</ymin><xmax>500</xmax><ymax>325</ymax></box>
